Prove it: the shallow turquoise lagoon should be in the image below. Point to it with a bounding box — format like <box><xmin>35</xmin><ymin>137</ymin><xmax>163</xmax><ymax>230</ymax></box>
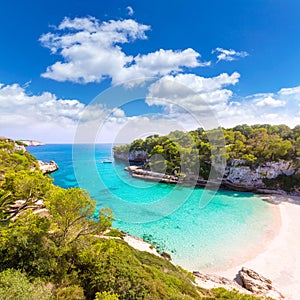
<box><xmin>28</xmin><ymin>144</ymin><xmax>276</xmax><ymax>271</ymax></box>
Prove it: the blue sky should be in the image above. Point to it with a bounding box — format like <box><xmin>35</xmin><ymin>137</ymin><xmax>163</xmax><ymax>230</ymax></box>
<box><xmin>0</xmin><ymin>0</ymin><xmax>300</xmax><ymax>142</ymax></box>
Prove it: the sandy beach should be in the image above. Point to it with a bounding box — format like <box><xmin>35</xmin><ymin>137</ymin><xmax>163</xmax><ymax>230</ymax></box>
<box><xmin>122</xmin><ymin>195</ymin><xmax>300</xmax><ymax>299</ymax></box>
<box><xmin>215</xmin><ymin>196</ymin><xmax>300</xmax><ymax>300</ymax></box>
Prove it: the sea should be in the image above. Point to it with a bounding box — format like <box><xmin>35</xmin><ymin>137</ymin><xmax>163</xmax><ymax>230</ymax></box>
<box><xmin>27</xmin><ymin>143</ymin><xmax>276</xmax><ymax>272</ymax></box>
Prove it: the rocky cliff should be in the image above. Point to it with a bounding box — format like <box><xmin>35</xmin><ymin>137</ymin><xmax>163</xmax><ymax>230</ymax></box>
<box><xmin>223</xmin><ymin>159</ymin><xmax>299</xmax><ymax>194</ymax></box>
<box><xmin>117</xmin><ymin>149</ymin><xmax>300</xmax><ymax>195</ymax></box>
<box><xmin>38</xmin><ymin>160</ymin><xmax>58</xmax><ymax>174</ymax></box>
<box><xmin>20</xmin><ymin>140</ymin><xmax>45</xmax><ymax>146</ymax></box>
<box><xmin>225</xmin><ymin>159</ymin><xmax>298</xmax><ymax>186</ymax></box>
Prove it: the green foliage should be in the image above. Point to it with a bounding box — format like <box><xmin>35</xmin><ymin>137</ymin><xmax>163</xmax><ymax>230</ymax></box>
<box><xmin>0</xmin><ymin>212</ymin><xmax>56</xmax><ymax>276</ymax></box>
<box><xmin>105</xmin><ymin>228</ymin><xmax>125</xmax><ymax>238</ymax></box>
<box><xmin>0</xmin><ymin>140</ymin><xmax>38</xmax><ymax>174</ymax></box>
<box><xmin>263</xmin><ymin>174</ymin><xmax>300</xmax><ymax>192</ymax></box>
<box><xmin>77</xmin><ymin>238</ymin><xmax>201</xmax><ymax>300</ymax></box>
<box><xmin>114</xmin><ymin>124</ymin><xmax>299</xmax><ymax>185</ymax></box>
<box><xmin>0</xmin><ymin>170</ymin><xmax>53</xmax><ymax>222</ymax></box>
<box><xmin>3</xmin><ymin>170</ymin><xmax>53</xmax><ymax>201</ymax></box>
<box><xmin>45</xmin><ymin>187</ymin><xmax>112</xmax><ymax>248</ymax></box>
<box><xmin>0</xmin><ymin>136</ymin><xmax>278</xmax><ymax>299</ymax></box>
<box><xmin>204</xmin><ymin>287</ymin><xmax>271</xmax><ymax>299</ymax></box>
<box><xmin>95</xmin><ymin>291</ymin><xmax>120</xmax><ymax>300</ymax></box>
<box><xmin>55</xmin><ymin>285</ymin><xmax>85</xmax><ymax>299</ymax></box>
<box><xmin>0</xmin><ymin>269</ymin><xmax>51</xmax><ymax>300</ymax></box>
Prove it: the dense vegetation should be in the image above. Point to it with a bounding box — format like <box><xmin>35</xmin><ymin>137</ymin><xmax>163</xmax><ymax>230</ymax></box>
<box><xmin>0</xmin><ymin>139</ymin><xmax>271</xmax><ymax>299</ymax></box>
<box><xmin>114</xmin><ymin>124</ymin><xmax>300</xmax><ymax>188</ymax></box>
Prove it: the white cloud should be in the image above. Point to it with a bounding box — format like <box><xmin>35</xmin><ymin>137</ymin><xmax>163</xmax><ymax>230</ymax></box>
<box><xmin>40</xmin><ymin>17</ymin><xmax>208</xmax><ymax>85</ymax></box>
<box><xmin>145</xmin><ymin>75</ymin><xmax>299</xmax><ymax>130</ymax></box>
<box><xmin>0</xmin><ymin>82</ymin><xmax>126</xmax><ymax>143</ymax></box>
<box><xmin>146</xmin><ymin>72</ymin><xmax>240</xmax><ymax>114</ymax></box>
<box><xmin>115</xmin><ymin>48</ymin><xmax>208</xmax><ymax>83</ymax></box>
<box><xmin>127</xmin><ymin>6</ymin><xmax>134</xmax><ymax>16</ymax></box>
<box><xmin>1</xmin><ymin>80</ymin><xmax>299</xmax><ymax>143</ymax></box>
<box><xmin>213</xmin><ymin>47</ymin><xmax>249</xmax><ymax>62</ymax></box>
<box><xmin>278</xmin><ymin>86</ymin><xmax>300</xmax><ymax>100</ymax></box>
<box><xmin>254</xmin><ymin>96</ymin><xmax>286</xmax><ymax>107</ymax></box>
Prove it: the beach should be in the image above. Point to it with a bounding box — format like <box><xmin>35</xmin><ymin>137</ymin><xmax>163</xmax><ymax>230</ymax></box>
<box><xmin>215</xmin><ymin>196</ymin><xmax>300</xmax><ymax>300</ymax></box>
<box><xmin>123</xmin><ymin>195</ymin><xmax>300</xmax><ymax>299</ymax></box>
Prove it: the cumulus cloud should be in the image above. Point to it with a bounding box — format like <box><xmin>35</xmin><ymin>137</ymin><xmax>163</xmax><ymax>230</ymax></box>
<box><xmin>127</xmin><ymin>6</ymin><xmax>134</xmax><ymax>16</ymax></box>
<box><xmin>1</xmin><ymin>79</ymin><xmax>299</xmax><ymax>143</ymax></box>
<box><xmin>145</xmin><ymin>74</ymin><xmax>299</xmax><ymax>130</ymax></box>
<box><xmin>0</xmin><ymin>82</ymin><xmax>126</xmax><ymax>142</ymax></box>
<box><xmin>146</xmin><ymin>72</ymin><xmax>240</xmax><ymax>115</ymax></box>
<box><xmin>40</xmin><ymin>17</ymin><xmax>208</xmax><ymax>85</ymax></box>
<box><xmin>213</xmin><ymin>47</ymin><xmax>249</xmax><ymax>62</ymax></box>
<box><xmin>254</xmin><ymin>96</ymin><xmax>286</xmax><ymax>107</ymax></box>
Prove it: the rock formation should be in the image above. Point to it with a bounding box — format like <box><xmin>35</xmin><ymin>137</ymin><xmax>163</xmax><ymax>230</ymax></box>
<box><xmin>20</xmin><ymin>140</ymin><xmax>45</xmax><ymax>146</ymax></box>
<box><xmin>38</xmin><ymin>160</ymin><xmax>58</xmax><ymax>174</ymax></box>
<box><xmin>193</xmin><ymin>271</ymin><xmax>251</xmax><ymax>294</ymax></box>
<box><xmin>194</xmin><ymin>268</ymin><xmax>285</xmax><ymax>299</ymax></box>
<box><xmin>224</xmin><ymin>159</ymin><xmax>298</xmax><ymax>187</ymax></box>
<box><xmin>238</xmin><ymin>267</ymin><xmax>284</xmax><ymax>299</ymax></box>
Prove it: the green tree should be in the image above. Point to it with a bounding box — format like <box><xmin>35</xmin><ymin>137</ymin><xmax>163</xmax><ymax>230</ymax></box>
<box><xmin>45</xmin><ymin>187</ymin><xmax>113</xmax><ymax>248</ymax></box>
<box><xmin>0</xmin><ymin>171</ymin><xmax>53</xmax><ymax>222</ymax></box>
<box><xmin>0</xmin><ymin>212</ymin><xmax>55</xmax><ymax>276</ymax></box>
<box><xmin>0</xmin><ymin>269</ymin><xmax>51</xmax><ymax>300</ymax></box>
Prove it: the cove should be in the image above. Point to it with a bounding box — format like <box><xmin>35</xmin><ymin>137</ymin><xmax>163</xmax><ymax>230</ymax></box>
<box><xmin>28</xmin><ymin>144</ymin><xmax>277</xmax><ymax>271</ymax></box>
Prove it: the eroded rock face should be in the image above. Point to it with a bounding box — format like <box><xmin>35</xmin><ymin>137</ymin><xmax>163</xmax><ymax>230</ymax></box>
<box><xmin>114</xmin><ymin>150</ymin><xmax>148</xmax><ymax>163</ymax></box>
<box><xmin>20</xmin><ymin>140</ymin><xmax>45</xmax><ymax>146</ymax></box>
<box><xmin>238</xmin><ymin>267</ymin><xmax>285</xmax><ymax>299</ymax></box>
<box><xmin>225</xmin><ymin>159</ymin><xmax>298</xmax><ymax>187</ymax></box>
<box><xmin>38</xmin><ymin>160</ymin><xmax>58</xmax><ymax>174</ymax></box>
<box><xmin>193</xmin><ymin>271</ymin><xmax>251</xmax><ymax>294</ymax></box>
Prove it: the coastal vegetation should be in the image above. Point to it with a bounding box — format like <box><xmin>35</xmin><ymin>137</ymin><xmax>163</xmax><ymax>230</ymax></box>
<box><xmin>0</xmin><ymin>138</ymin><xmax>270</xmax><ymax>299</ymax></box>
<box><xmin>114</xmin><ymin>124</ymin><xmax>300</xmax><ymax>193</ymax></box>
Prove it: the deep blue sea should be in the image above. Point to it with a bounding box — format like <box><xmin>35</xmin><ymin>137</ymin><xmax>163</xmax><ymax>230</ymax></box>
<box><xmin>28</xmin><ymin>144</ymin><xmax>276</xmax><ymax>271</ymax></box>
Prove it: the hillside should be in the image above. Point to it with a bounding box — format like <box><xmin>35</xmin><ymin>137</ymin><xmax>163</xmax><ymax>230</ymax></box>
<box><xmin>114</xmin><ymin>124</ymin><xmax>300</xmax><ymax>194</ymax></box>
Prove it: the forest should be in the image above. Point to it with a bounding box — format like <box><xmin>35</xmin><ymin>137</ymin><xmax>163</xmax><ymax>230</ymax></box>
<box><xmin>114</xmin><ymin>124</ymin><xmax>300</xmax><ymax>191</ymax></box>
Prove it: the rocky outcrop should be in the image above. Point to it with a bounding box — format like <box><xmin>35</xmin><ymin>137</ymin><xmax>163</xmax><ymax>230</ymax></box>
<box><xmin>20</xmin><ymin>140</ymin><xmax>45</xmax><ymax>146</ymax></box>
<box><xmin>225</xmin><ymin>159</ymin><xmax>298</xmax><ymax>187</ymax></box>
<box><xmin>125</xmin><ymin>166</ymin><xmax>178</xmax><ymax>184</ymax></box>
<box><xmin>114</xmin><ymin>150</ymin><xmax>148</xmax><ymax>165</ymax></box>
<box><xmin>119</xmin><ymin>148</ymin><xmax>299</xmax><ymax>194</ymax></box>
<box><xmin>38</xmin><ymin>160</ymin><xmax>58</xmax><ymax>174</ymax></box>
<box><xmin>193</xmin><ymin>271</ymin><xmax>251</xmax><ymax>294</ymax></box>
<box><xmin>238</xmin><ymin>267</ymin><xmax>284</xmax><ymax>299</ymax></box>
<box><xmin>194</xmin><ymin>268</ymin><xmax>285</xmax><ymax>299</ymax></box>
<box><xmin>14</xmin><ymin>144</ymin><xmax>26</xmax><ymax>152</ymax></box>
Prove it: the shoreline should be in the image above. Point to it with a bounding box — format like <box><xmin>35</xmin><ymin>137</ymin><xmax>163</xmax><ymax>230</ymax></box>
<box><xmin>123</xmin><ymin>164</ymin><xmax>299</xmax><ymax>196</ymax></box>
<box><xmin>213</xmin><ymin>195</ymin><xmax>300</xmax><ymax>300</ymax></box>
<box><xmin>123</xmin><ymin>194</ymin><xmax>300</xmax><ymax>299</ymax></box>
<box><xmin>200</xmin><ymin>197</ymin><xmax>281</xmax><ymax>275</ymax></box>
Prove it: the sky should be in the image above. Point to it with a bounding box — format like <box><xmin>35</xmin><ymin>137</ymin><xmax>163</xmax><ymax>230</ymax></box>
<box><xmin>0</xmin><ymin>0</ymin><xmax>300</xmax><ymax>143</ymax></box>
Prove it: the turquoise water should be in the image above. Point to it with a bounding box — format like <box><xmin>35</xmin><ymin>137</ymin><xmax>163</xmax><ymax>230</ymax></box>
<box><xmin>28</xmin><ymin>144</ymin><xmax>275</xmax><ymax>271</ymax></box>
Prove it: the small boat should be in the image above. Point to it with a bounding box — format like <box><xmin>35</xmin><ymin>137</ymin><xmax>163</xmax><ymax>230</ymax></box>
<box><xmin>101</xmin><ymin>159</ymin><xmax>113</xmax><ymax>163</ymax></box>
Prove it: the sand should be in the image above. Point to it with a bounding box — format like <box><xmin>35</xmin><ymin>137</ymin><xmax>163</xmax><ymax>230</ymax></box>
<box><xmin>123</xmin><ymin>235</ymin><xmax>161</xmax><ymax>256</ymax></box>
<box><xmin>122</xmin><ymin>195</ymin><xmax>300</xmax><ymax>299</ymax></box>
<box><xmin>215</xmin><ymin>196</ymin><xmax>300</xmax><ymax>300</ymax></box>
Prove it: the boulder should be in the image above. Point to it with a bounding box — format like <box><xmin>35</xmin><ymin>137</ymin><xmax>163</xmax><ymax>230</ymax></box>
<box><xmin>193</xmin><ymin>271</ymin><xmax>251</xmax><ymax>294</ymax></box>
<box><xmin>38</xmin><ymin>160</ymin><xmax>58</xmax><ymax>174</ymax></box>
<box><xmin>238</xmin><ymin>267</ymin><xmax>284</xmax><ymax>299</ymax></box>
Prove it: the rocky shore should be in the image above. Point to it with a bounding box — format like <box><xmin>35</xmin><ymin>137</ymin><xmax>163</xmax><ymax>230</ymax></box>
<box><xmin>38</xmin><ymin>160</ymin><xmax>59</xmax><ymax>174</ymax></box>
<box><xmin>123</xmin><ymin>232</ymin><xmax>285</xmax><ymax>299</ymax></box>
<box><xmin>124</xmin><ymin>164</ymin><xmax>299</xmax><ymax>195</ymax></box>
<box><xmin>119</xmin><ymin>149</ymin><xmax>299</xmax><ymax>195</ymax></box>
<box><xmin>20</xmin><ymin>139</ymin><xmax>45</xmax><ymax>146</ymax></box>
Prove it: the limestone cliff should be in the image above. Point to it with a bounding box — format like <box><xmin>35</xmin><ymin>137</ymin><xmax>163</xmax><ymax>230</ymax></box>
<box><xmin>38</xmin><ymin>160</ymin><xmax>58</xmax><ymax>174</ymax></box>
